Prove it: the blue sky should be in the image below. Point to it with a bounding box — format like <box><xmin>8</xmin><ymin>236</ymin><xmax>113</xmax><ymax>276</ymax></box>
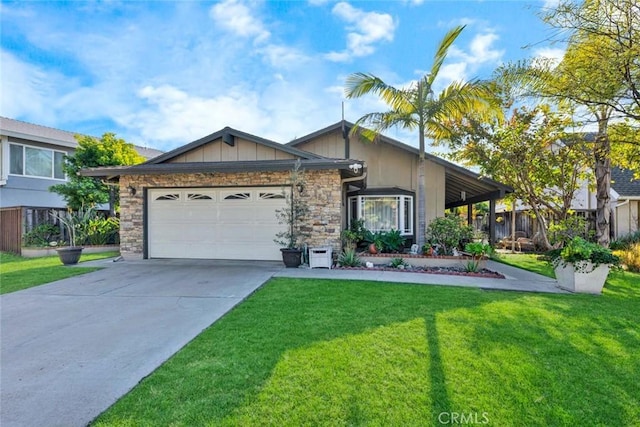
<box><xmin>1</xmin><ymin>0</ymin><xmax>563</xmax><ymax>152</ymax></box>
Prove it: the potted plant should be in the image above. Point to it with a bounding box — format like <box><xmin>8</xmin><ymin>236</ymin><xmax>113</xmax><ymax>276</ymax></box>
<box><xmin>50</xmin><ymin>207</ymin><xmax>94</xmax><ymax>265</ymax></box>
<box><xmin>549</xmin><ymin>237</ymin><xmax>620</xmax><ymax>294</ymax></box>
<box><xmin>274</xmin><ymin>161</ymin><xmax>309</xmax><ymax>268</ymax></box>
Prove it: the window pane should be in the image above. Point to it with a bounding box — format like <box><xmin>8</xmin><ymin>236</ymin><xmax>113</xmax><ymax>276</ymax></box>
<box><xmin>25</xmin><ymin>147</ymin><xmax>52</xmax><ymax>177</ymax></box>
<box><xmin>361</xmin><ymin>197</ymin><xmax>399</xmax><ymax>232</ymax></box>
<box><xmin>403</xmin><ymin>197</ymin><xmax>413</xmax><ymax>234</ymax></box>
<box><xmin>9</xmin><ymin>144</ymin><xmax>23</xmax><ymax>175</ymax></box>
<box><xmin>54</xmin><ymin>152</ymin><xmax>66</xmax><ymax>179</ymax></box>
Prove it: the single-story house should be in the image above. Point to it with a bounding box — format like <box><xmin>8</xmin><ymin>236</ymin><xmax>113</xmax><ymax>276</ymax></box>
<box><xmin>83</xmin><ymin>121</ymin><xmax>513</xmax><ymax>261</ymax></box>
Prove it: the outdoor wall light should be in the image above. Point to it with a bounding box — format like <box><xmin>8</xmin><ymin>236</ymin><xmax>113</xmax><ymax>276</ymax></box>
<box><xmin>128</xmin><ymin>185</ymin><xmax>137</xmax><ymax>196</ymax></box>
<box><xmin>296</xmin><ymin>182</ymin><xmax>305</xmax><ymax>194</ymax></box>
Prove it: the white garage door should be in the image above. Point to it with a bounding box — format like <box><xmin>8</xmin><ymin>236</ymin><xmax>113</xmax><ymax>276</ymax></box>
<box><xmin>148</xmin><ymin>187</ymin><xmax>288</xmax><ymax>260</ymax></box>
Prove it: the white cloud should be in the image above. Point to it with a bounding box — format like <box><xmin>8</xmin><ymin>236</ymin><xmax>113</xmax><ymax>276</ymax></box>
<box><xmin>325</xmin><ymin>2</ymin><xmax>396</xmax><ymax>62</ymax></box>
<box><xmin>258</xmin><ymin>44</ymin><xmax>310</xmax><ymax>68</ymax></box>
<box><xmin>209</xmin><ymin>0</ymin><xmax>270</xmax><ymax>43</ymax></box>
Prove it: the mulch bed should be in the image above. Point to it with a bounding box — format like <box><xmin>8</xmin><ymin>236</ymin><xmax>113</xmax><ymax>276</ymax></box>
<box><xmin>336</xmin><ymin>265</ymin><xmax>505</xmax><ymax>279</ymax></box>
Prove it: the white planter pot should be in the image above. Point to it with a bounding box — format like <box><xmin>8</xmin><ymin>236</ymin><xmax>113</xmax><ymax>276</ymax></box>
<box><xmin>554</xmin><ymin>262</ymin><xmax>610</xmax><ymax>294</ymax></box>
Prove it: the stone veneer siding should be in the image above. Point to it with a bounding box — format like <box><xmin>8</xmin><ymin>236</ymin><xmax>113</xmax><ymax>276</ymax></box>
<box><xmin>119</xmin><ymin>170</ymin><xmax>343</xmax><ymax>260</ymax></box>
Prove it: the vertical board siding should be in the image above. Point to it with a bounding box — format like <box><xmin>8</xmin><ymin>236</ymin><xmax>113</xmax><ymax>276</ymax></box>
<box><xmin>0</xmin><ymin>207</ymin><xmax>23</xmax><ymax>254</ymax></box>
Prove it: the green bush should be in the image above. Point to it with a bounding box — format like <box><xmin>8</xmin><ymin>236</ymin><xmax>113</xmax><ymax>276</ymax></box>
<box><xmin>85</xmin><ymin>216</ymin><xmax>120</xmax><ymax>245</ymax></box>
<box><xmin>337</xmin><ymin>249</ymin><xmax>362</xmax><ymax>267</ymax></box>
<box><xmin>379</xmin><ymin>229</ymin><xmax>405</xmax><ymax>253</ymax></box>
<box><xmin>426</xmin><ymin>217</ymin><xmax>474</xmax><ymax>255</ymax></box>
<box><xmin>610</xmin><ymin>230</ymin><xmax>640</xmax><ymax>251</ymax></box>
<box><xmin>548</xmin><ymin>215</ymin><xmax>594</xmax><ymax>245</ymax></box>
<box><xmin>549</xmin><ymin>237</ymin><xmax>620</xmax><ymax>270</ymax></box>
<box><xmin>614</xmin><ymin>243</ymin><xmax>640</xmax><ymax>273</ymax></box>
<box><xmin>23</xmin><ymin>223</ymin><xmax>60</xmax><ymax>247</ymax></box>
<box><xmin>389</xmin><ymin>257</ymin><xmax>409</xmax><ymax>269</ymax></box>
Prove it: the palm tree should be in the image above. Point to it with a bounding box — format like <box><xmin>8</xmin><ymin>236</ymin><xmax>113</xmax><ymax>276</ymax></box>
<box><xmin>345</xmin><ymin>25</ymin><xmax>501</xmax><ymax>247</ymax></box>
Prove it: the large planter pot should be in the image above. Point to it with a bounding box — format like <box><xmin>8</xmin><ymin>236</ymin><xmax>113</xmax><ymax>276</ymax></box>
<box><xmin>56</xmin><ymin>247</ymin><xmax>84</xmax><ymax>265</ymax></box>
<box><xmin>280</xmin><ymin>248</ymin><xmax>303</xmax><ymax>268</ymax></box>
<box><xmin>554</xmin><ymin>261</ymin><xmax>610</xmax><ymax>294</ymax></box>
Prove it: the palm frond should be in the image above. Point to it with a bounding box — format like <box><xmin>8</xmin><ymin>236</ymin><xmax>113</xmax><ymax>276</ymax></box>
<box><xmin>350</xmin><ymin>112</ymin><xmax>417</xmax><ymax>142</ymax></box>
<box><xmin>345</xmin><ymin>72</ymin><xmax>411</xmax><ymax>111</ymax></box>
<box><xmin>427</xmin><ymin>25</ymin><xmax>466</xmax><ymax>86</ymax></box>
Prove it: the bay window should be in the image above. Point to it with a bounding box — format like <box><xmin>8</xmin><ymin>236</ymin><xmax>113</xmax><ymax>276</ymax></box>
<box><xmin>9</xmin><ymin>143</ymin><xmax>66</xmax><ymax>180</ymax></box>
<box><xmin>348</xmin><ymin>195</ymin><xmax>414</xmax><ymax>235</ymax></box>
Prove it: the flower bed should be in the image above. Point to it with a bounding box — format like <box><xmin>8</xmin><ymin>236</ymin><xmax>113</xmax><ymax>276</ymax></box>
<box><xmin>338</xmin><ymin>252</ymin><xmax>504</xmax><ymax>279</ymax></box>
<box><xmin>336</xmin><ymin>264</ymin><xmax>505</xmax><ymax>279</ymax></box>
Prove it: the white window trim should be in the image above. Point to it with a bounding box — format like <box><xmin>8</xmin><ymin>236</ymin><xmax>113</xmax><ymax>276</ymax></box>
<box><xmin>0</xmin><ymin>136</ymin><xmax>8</xmax><ymax>186</ymax></box>
<box><xmin>348</xmin><ymin>194</ymin><xmax>414</xmax><ymax>236</ymax></box>
<box><xmin>8</xmin><ymin>142</ymin><xmax>68</xmax><ymax>181</ymax></box>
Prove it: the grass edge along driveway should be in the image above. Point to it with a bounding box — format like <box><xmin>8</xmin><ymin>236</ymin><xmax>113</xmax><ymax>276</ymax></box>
<box><xmin>93</xmin><ymin>268</ymin><xmax>640</xmax><ymax>426</ymax></box>
<box><xmin>0</xmin><ymin>251</ymin><xmax>120</xmax><ymax>294</ymax></box>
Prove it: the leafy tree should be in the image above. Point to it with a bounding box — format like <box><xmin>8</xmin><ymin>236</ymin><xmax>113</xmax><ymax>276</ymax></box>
<box><xmin>499</xmin><ymin>0</ymin><xmax>640</xmax><ymax>246</ymax></box>
<box><xmin>344</xmin><ymin>25</ymin><xmax>501</xmax><ymax>247</ymax></box>
<box><xmin>50</xmin><ymin>133</ymin><xmax>144</xmax><ymax>216</ymax></box>
<box><xmin>441</xmin><ymin>90</ymin><xmax>591</xmax><ymax>250</ymax></box>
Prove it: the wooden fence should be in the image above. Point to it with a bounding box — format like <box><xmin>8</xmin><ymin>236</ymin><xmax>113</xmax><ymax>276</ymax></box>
<box><xmin>1</xmin><ymin>207</ymin><xmax>23</xmax><ymax>254</ymax></box>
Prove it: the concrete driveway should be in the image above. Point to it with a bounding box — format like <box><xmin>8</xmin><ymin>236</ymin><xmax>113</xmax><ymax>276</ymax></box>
<box><xmin>0</xmin><ymin>259</ymin><xmax>282</xmax><ymax>427</ymax></box>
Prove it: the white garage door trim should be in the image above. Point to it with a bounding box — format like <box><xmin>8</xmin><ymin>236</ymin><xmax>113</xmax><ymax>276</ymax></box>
<box><xmin>148</xmin><ymin>187</ymin><xmax>288</xmax><ymax>260</ymax></box>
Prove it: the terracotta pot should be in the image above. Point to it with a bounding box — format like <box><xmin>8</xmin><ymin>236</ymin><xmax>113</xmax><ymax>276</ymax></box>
<box><xmin>369</xmin><ymin>243</ymin><xmax>378</xmax><ymax>254</ymax></box>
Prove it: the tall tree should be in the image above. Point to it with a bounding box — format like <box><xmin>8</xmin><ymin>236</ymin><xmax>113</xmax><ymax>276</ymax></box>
<box><xmin>344</xmin><ymin>25</ymin><xmax>501</xmax><ymax>247</ymax></box>
<box><xmin>503</xmin><ymin>0</ymin><xmax>640</xmax><ymax>246</ymax></box>
<box><xmin>50</xmin><ymin>133</ymin><xmax>144</xmax><ymax>216</ymax></box>
<box><xmin>442</xmin><ymin>101</ymin><xmax>591</xmax><ymax>250</ymax></box>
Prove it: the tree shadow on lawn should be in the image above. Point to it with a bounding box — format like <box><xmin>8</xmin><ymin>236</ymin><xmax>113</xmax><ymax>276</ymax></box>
<box><xmin>93</xmin><ymin>277</ymin><xmax>639</xmax><ymax>426</ymax></box>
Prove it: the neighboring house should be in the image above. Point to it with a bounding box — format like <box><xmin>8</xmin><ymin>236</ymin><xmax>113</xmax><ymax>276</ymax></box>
<box><xmin>83</xmin><ymin>121</ymin><xmax>512</xmax><ymax>261</ymax></box>
<box><xmin>495</xmin><ymin>167</ymin><xmax>639</xmax><ymax>241</ymax></box>
<box><xmin>612</xmin><ymin>167</ymin><xmax>640</xmax><ymax>238</ymax></box>
<box><xmin>0</xmin><ymin>117</ymin><xmax>163</xmax><ymax>253</ymax></box>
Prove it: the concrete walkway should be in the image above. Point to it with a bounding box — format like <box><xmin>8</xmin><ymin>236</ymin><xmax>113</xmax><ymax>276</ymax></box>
<box><xmin>0</xmin><ymin>257</ymin><xmax>561</xmax><ymax>427</ymax></box>
<box><xmin>276</xmin><ymin>260</ymin><xmax>564</xmax><ymax>294</ymax></box>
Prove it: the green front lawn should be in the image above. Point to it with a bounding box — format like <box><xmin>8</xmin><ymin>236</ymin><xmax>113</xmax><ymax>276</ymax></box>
<box><xmin>0</xmin><ymin>251</ymin><xmax>120</xmax><ymax>294</ymax></box>
<box><xmin>94</xmin><ymin>269</ymin><xmax>640</xmax><ymax>426</ymax></box>
<box><xmin>494</xmin><ymin>252</ymin><xmax>556</xmax><ymax>278</ymax></box>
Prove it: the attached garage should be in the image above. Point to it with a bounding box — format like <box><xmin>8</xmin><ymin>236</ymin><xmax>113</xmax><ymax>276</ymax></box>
<box><xmin>148</xmin><ymin>187</ymin><xmax>287</xmax><ymax>260</ymax></box>
<box><xmin>82</xmin><ymin>126</ymin><xmax>365</xmax><ymax>261</ymax></box>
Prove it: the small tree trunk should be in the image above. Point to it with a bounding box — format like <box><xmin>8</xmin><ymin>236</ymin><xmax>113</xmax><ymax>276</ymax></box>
<box><xmin>531</xmin><ymin>206</ymin><xmax>552</xmax><ymax>251</ymax></box>
<box><xmin>109</xmin><ymin>187</ymin><xmax>117</xmax><ymax>217</ymax></box>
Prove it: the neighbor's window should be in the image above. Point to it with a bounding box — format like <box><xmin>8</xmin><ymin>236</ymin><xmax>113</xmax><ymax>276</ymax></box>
<box><xmin>9</xmin><ymin>143</ymin><xmax>66</xmax><ymax>180</ymax></box>
<box><xmin>348</xmin><ymin>195</ymin><xmax>413</xmax><ymax>235</ymax></box>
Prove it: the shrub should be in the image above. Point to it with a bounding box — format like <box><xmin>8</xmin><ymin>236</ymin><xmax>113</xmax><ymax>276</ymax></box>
<box><xmin>426</xmin><ymin>217</ymin><xmax>473</xmax><ymax>255</ymax></box>
<box><xmin>464</xmin><ymin>242</ymin><xmax>493</xmax><ymax>273</ymax></box>
<box><xmin>85</xmin><ymin>216</ymin><xmax>120</xmax><ymax>245</ymax></box>
<box><xmin>379</xmin><ymin>229</ymin><xmax>405</xmax><ymax>253</ymax></box>
<box><xmin>610</xmin><ymin>230</ymin><xmax>640</xmax><ymax>251</ymax></box>
<box><xmin>548</xmin><ymin>215</ymin><xmax>593</xmax><ymax>245</ymax></box>
<box><xmin>548</xmin><ymin>237</ymin><xmax>620</xmax><ymax>272</ymax></box>
<box><xmin>614</xmin><ymin>243</ymin><xmax>640</xmax><ymax>273</ymax></box>
<box><xmin>337</xmin><ymin>249</ymin><xmax>362</xmax><ymax>267</ymax></box>
<box><xmin>23</xmin><ymin>223</ymin><xmax>60</xmax><ymax>247</ymax></box>
<box><xmin>389</xmin><ymin>257</ymin><xmax>409</xmax><ymax>269</ymax></box>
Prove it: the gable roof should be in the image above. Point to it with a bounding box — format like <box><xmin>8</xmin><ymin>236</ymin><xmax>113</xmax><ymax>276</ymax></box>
<box><xmin>147</xmin><ymin>126</ymin><xmax>324</xmax><ymax>165</ymax></box>
<box><xmin>0</xmin><ymin>116</ymin><xmax>164</xmax><ymax>160</ymax></box>
<box><xmin>289</xmin><ymin>120</ymin><xmax>513</xmax><ymax>207</ymax></box>
<box><xmin>612</xmin><ymin>167</ymin><xmax>640</xmax><ymax>197</ymax></box>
